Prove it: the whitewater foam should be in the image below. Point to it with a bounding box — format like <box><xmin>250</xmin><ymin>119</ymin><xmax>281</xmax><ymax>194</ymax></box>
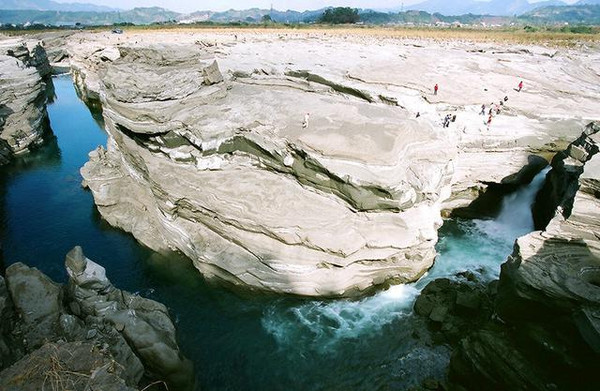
<box><xmin>263</xmin><ymin>167</ymin><xmax>549</xmax><ymax>351</ymax></box>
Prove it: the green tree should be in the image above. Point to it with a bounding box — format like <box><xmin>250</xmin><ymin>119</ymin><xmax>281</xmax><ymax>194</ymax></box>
<box><xmin>319</xmin><ymin>7</ymin><xmax>360</xmax><ymax>24</ymax></box>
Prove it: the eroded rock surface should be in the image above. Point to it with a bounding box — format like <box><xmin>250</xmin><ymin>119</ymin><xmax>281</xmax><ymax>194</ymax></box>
<box><xmin>0</xmin><ymin>247</ymin><xmax>193</xmax><ymax>391</ymax></box>
<box><xmin>74</xmin><ymin>40</ymin><xmax>454</xmax><ymax>296</ymax></box>
<box><xmin>0</xmin><ymin>37</ymin><xmax>52</xmax><ymax>165</ymax></box>
<box><xmin>66</xmin><ymin>31</ymin><xmax>599</xmax><ymax>295</ymax></box>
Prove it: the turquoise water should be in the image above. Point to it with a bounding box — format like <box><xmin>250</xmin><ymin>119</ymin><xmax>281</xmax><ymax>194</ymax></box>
<box><xmin>0</xmin><ymin>75</ymin><xmax>546</xmax><ymax>391</ymax></box>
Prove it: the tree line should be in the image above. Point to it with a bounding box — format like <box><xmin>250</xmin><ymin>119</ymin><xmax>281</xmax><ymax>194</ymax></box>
<box><xmin>319</xmin><ymin>7</ymin><xmax>360</xmax><ymax>24</ymax></box>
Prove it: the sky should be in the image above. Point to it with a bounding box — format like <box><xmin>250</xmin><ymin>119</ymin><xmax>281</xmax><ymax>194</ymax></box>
<box><xmin>55</xmin><ymin>0</ymin><xmax>580</xmax><ymax>13</ymax></box>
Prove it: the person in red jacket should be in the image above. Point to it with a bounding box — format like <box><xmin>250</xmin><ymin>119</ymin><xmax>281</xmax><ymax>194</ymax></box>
<box><xmin>518</xmin><ymin>80</ymin><xmax>523</xmax><ymax>92</ymax></box>
<box><xmin>434</xmin><ymin>83</ymin><xmax>438</xmax><ymax>95</ymax></box>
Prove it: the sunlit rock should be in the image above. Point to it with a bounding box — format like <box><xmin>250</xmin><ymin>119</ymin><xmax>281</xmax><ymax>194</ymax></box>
<box><xmin>73</xmin><ymin>41</ymin><xmax>455</xmax><ymax>296</ymax></box>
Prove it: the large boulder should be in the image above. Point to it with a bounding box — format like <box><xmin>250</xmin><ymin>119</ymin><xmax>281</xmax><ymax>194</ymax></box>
<box><xmin>65</xmin><ymin>246</ymin><xmax>194</xmax><ymax>391</ymax></box>
<box><xmin>414</xmin><ymin>275</ymin><xmax>495</xmax><ymax>344</ymax></box>
<box><xmin>0</xmin><ymin>341</ymin><xmax>137</xmax><ymax>391</ymax></box>
<box><xmin>0</xmin><ymin>247</ymin><xmax>194</xmax><ymax>391</ymax></box>
<box><xmin>0</xmin><ymin>276</ymin><xmax>21</xmax><ymax>370</ymax></box>
<box><xmin>68</xmin><ymin>32</ymin><xmax>597</xmax><ymax>296</ymax></box>
<box><xmin>533</xmin><ymin>122</ymin><xmax>600</xmax><ymax>230</ymax></box>
<box><xmin>5</xmin><ymin>263</ymin><xmax>63</xmax><ymax>350</ymax></box>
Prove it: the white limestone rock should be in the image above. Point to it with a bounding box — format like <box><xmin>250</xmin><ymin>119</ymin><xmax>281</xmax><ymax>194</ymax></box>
<box><xmin>74</xmin><ymin>41</ymin><xmax>454</xmax><ymax>296</ymax></box>
<box><xmin>68</xmin><ymin>31</ymin><xmax>600</xmax><ymax>296</ymax></box>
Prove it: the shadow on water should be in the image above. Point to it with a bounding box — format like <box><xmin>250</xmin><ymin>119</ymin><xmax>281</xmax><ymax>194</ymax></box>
<box><xmin>44</xmin><ymin>76</ymin><xmax>56</xmax><ymax>104</ymax></box>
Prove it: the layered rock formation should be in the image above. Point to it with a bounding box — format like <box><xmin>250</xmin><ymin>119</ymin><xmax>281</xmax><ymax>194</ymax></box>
<box><xmin>65</xmin><ymin>31</ymin><xmax>598</xmax><ymax>295</ymax></box>
<box><xmin>0</xmin><ymin>247</ymin><xmax>193</xmax><ymax>391</ymax></box>
<box><xmin>73</xmin><ymin>43</ymin><xmax>454</xmax><ymax>296</ymax></box>
<box><xmin>34</xmin><ymin>31</ymin><xmax>75</xmax><ymax>74</ymax></box>
<box><xmin>0</xmin><ymin>38</ymin><xmax>52</xmax><ymax>165</ymax></box>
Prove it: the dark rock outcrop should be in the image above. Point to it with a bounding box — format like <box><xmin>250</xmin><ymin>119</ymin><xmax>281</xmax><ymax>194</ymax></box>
<box><xmin>0</xmin><ymin>247</ymin><xmax>194</xmax><ymax>391</ymax></box>
<box><xmin>413</xmin><ymin>274</ymin><xmax>496</xmax><ymax>344</ymax></box>
<box><xmin>0</xmin><ymin>341</ymin><xmax>137</xmax><ymax>391</ymax></box>
<box><xmin>416</xmin><ymin>122</ymin><xmax>600</xmax><ymax>390</ymax></box>
<box><xmin>533</xmin><ymin>122</ymin><xmax>600</xmax><ymax>230</ymax></box>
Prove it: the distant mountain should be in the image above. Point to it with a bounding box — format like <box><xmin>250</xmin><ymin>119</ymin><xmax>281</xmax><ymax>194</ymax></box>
<box><xmin>0</xmin><ymin>0</ymin><xmax>118</xmax><ymax>12</ymax></box>
<box><xmin>1</xmin><ymin>3</ymin><xmax>599</xmax><ymax>27</ymax></box>
<box><xmin>359</xmin><ymin>9</ymin><xmax>505</xmax><ymax>25</ymax></box>
<box><xmin>0</xmin><ymin>7</ymin><xmax>178</xmax><ymax>25</ymax></box>
<box><xmin>181</xmin><ymin>8</ymin><xmax>326</xmax><ymax>24</ymax></box>
<box><xmin>521</xmin><ymin>4</ymin><xmax>600</xmax><ymax>23</ymax></box>
<box><xmin>404</xmin><ymin>0</ymin><xmax>568</xmax><ymax>16</ymax></box>
<box><xmin>401</xmin><ymin>0</ymin><xmax>480</xmax><ymax>15</ymax></box>
<box><xmin>576</xmin><ymin>0</ymin><xmax>600</xmax><ymax>4</ymax></box>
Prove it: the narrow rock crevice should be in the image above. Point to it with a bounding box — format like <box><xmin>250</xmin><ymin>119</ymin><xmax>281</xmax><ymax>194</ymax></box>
<box><xmin>285</xmin><ymin>70</ymin><xmax>374</xmax><ymax>103</ymax></box>
<box><xmin>416</xmin><ymin>122</ymin><xmax>600</xmax><ymax>391</ymax></box>
<box><xmin>450</xmin><ymin>154</ymin><xmax>548</xmax><ymax>220</ymax></box>
<box><xmin>533</xmin><ymin>122</ymin><xmax>600</xmax><ymax>230</ymax></box>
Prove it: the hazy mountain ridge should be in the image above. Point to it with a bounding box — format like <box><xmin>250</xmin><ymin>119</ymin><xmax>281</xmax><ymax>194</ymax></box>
<box><xmin>182</xmin><ymin>8</ymin><xmax>327</xmax><ymax>23</ymax></box>
<box><xmin>0</xmin><ymin>6</ymin><xmax>178</xmax><ymax>25</ymax></box>
<box><xmin>401</xmin><ymin>0</ymin><xmax>569</xmax><ymax>16</ymax></box>
<box><xmin>522</xmin><ymin>3</ymin><xmax>600</xmax><ymax>23</ymax></box>
<box><xmin>0</xmin><ymin>0</ymin><xmax>118</xmax><ymax>12</ymax></box>
<box><xmin>1</xmin><ymin>2</ymin><xmax>599</xmax><ymax>26</ymax></box>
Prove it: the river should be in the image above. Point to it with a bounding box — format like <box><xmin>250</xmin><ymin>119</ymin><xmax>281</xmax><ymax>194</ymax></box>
<box><xmin>0</xmin><ymin>75</ymin><xmax>547</xmax><ymax>391</ymax></box>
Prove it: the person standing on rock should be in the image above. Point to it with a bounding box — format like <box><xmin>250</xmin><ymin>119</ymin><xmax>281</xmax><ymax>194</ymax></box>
<box><xmin>518</xmin><ymin>80</ymin><xmax>523</xmax><ymax>92</ymax></box>
<box><xmin>434</xmin><ymin>83</ymin><xmax>438</xmax><ymax>95</ymax></box>
<box><xmin>443</xmin><ymin>114</ymin><xmax>451</xmax><ymax>128</ymax></box>
<box><xmin>302</xmin><ymin>113</ymin><xmax>310</xmax><ymax>128</ymax></box>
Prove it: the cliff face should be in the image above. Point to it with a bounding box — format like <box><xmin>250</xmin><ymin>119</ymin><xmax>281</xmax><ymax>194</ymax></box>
<box><xmin>67</xmin><ymin>31</ymin><xmax>599</xmax><ymax>296</ymax></box>
<box><xmin>72</xmin><ymin>42</ymin><xmax>455</xmax><ymax>297</ymax></box>
<box><xmin>499</xmin><ymin>123</ymin><xmax>600</xmax><ymax>317</ymax></box>
<box><xmin>443</xmin><ymin>123</ymin><xmax>600</xmax><ymax>390</ymax></box>
<box><xmin>0</xmin><ymin>38</ymin><xmax>52</xmax><ymax>165</ymax></box>
<box><xmin>533</xmin><ymin>122</ymin><xmax>600</xmax><ymax>230</ymax></box>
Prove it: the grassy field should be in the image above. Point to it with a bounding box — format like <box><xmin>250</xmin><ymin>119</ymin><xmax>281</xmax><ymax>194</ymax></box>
<box><xmin>99</xmin><ymin>24</ymin><xmax>600</xmax><ymax>46</ymax></box>
<box><xmin>4</xmin><ymin>24</ymin><xmax>600</xmax><ymax>47</ymax></box>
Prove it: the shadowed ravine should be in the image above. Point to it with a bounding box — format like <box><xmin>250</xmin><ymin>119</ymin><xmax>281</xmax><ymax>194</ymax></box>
<box><xmin>0</xmin><ymin>75</ymin><xmax>548</xmax><ymax>390</ymax></box>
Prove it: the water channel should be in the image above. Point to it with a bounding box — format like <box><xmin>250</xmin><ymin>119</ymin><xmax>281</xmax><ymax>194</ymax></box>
<box><xmin>0</xmin><ymin>75</ymin><xmax>547</xmax><ymax>390</ymax></box>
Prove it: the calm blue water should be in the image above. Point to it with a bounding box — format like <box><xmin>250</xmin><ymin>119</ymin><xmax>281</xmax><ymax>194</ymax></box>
<box><xmin>0</xmin><ymin>75</ymin><xmax>545</xmax><ymax>391</ymax></box>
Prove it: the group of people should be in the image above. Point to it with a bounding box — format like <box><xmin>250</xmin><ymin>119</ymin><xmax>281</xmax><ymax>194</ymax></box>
<box><xmin>300</xmin><ymin>80</ymin><xmax>524</xmax><ymax>130</ymax></box>
<box><xmin>480</xmin><ymin>95</ymin><xmax>509</xmax><ymax>128</ymax></box>
<box><xmin>432</xmin><ymin>80</ymin><xmax>524</xmax><ymax>130</ymax></box>
<box><xmin>481</xmin><ymin>94</ymin><xmax>511</xmax><ymax>129</ymax></box>
<box><xmin>442</xmin><ymin>114</ymin><xmax>456</xmax><ymax>128</ymax></box>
